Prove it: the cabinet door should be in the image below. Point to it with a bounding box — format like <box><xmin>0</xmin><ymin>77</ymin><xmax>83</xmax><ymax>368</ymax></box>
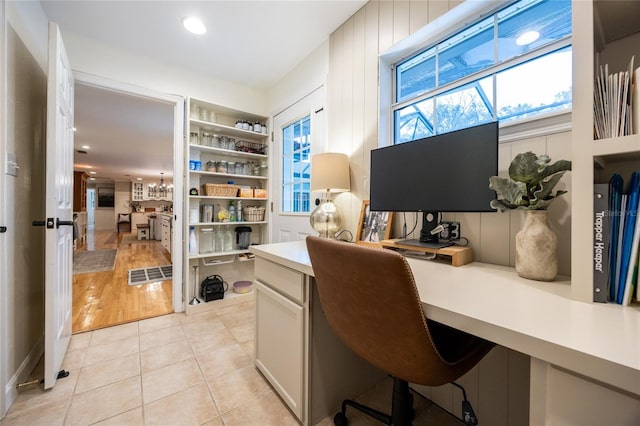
<box><xmin>255</xmin><ymin>281</ymin><xmax>304</xmax><ymax>420</ymax></box>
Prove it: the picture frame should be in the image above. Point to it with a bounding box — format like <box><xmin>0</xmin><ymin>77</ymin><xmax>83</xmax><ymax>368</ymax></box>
<box><xmin>355</xmin><ymin>200</ymin><xmax>393</xmax><ymax>247</ymax></box>
<box><xmin>97</xmin><ymin>187</ymin><xmax>115</xmax><ymax>208</ymax></box>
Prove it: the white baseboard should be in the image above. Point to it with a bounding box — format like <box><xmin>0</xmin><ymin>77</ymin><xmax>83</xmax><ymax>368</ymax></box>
<box><xmin>4</xmin><ymin>334</ymin><xmax>44</xmax><ymax>416</ymax></box>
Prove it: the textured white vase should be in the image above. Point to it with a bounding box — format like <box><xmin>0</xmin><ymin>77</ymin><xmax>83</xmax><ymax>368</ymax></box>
<box><xmin>515</xmin><ymin>210</ymin><xmax>558</xmax><ymax>281</ymax></box>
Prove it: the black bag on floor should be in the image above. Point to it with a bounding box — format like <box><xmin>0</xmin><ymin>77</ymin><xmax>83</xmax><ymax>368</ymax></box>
<box><xmin>200</xmin><ymin>274</ymin><xmax>228</xmax><ymax>302</ymax></box>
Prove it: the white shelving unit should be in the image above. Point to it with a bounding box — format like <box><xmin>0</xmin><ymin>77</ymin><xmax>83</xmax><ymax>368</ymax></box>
<box><xmin>186</xmin><ymin>97</ymin><xmax>269</xmax><ymax>313</ymax></box>
<box><xmin>572</xmin><ymin>1</ymin><xmax>640</xmax><ymax>309</ymax></box>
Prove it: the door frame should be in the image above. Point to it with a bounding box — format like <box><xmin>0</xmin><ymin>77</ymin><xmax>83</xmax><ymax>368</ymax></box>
<box><xmin>73</xmin><ymin>71</ymin><xmax>185</xmax><ymax>313</ymax></box>
<box><xmin>0</xmin><ymin>0</ymin><xmax>6</xmax><ymax>417</ymax></box>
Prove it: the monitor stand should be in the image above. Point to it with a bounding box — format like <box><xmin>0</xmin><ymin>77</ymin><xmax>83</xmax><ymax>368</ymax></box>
<box><xmin>397</xmin><ymin>211</ymin><xmax>453</xmax><ymax>249</ymax></box>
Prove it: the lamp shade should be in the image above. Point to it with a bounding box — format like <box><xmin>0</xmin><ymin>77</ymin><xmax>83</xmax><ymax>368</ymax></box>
<box><xmin>310</xmin><ymin>153</ymin><xmax>351</xmax><ymax>193</ymax></box>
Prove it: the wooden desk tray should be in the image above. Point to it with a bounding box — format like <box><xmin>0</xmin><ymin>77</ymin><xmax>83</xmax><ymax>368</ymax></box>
<box><xmin>380</xmin><ymin>239</ymin><xmax>473</xmax><ymax>267</ymax></box>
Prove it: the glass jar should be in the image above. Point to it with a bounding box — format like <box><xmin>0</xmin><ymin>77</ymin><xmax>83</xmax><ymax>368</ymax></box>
<box><xmin>217</xmin><ymin>161</ymin><xmax>227</xmax><ymax>174</ymax></box>
<box><xmin>220</xmin><ymin>136</ymin><xmax>229</xmax><ymax>150</ymax></box>
<box><xmin>206</xmin><ymin>161</ymin><xmax>216</xmax><ymax>172</ymax></box>
<box><xmin>260</xmin><ymin>161</ymin><xmax>268</xmax><ymax>176</ymax></box>
<box><xmin>200</xmin><ymin>108</ymin><xmax>209</xmax><ymax>122</ymax></box>
<box><xmin>235</xmin><ymin>162</ymin><xmax>244</xmax><ymax>175</ymax></box>
<box><xmin>224</xmin><ymin>226</ymin><xmax>234</xmax><ymax>251</ymax></box>
<box><xmin>228</xmin><ymin>138</ymin><xmax>236</xmax><ymax>151</ymax></box>
<box><xmin>189</xmin><ymin>132</ymin><xmax>199</xmax><ymax>145</ymax></box>
<box><xmin>199</xmin><ymin>228</ymin><xmax>214</xmax><ymax>254</ymax></box>
<box><xmin>211</xmin><ymin>135</ymin><xmax>220</xmax><ymax>148</ymax></box>
<box><xmin>201</xmin><ymin>132</ymin><xmax>211</xmax><ymax>147</ymax></box>
<box><xmin>214</xmin><ymin>228</ymin><xmax>224</xmax><ymax>252</ymax></box>
<box><xmin>243</xmin><ymin>162</ymin><xmax>252</xmax><ymax>176</ymax></box>
<box><xmin>227</xmin><ymin>162</ymin><xmax>236</xmax><ymax>175</ymax></box>
<box><xmin>253</xmin><ymin>122</ymin><xmax>261</xmax><ymax>132</ymax></box>
<box><xmin>190</xmin><ymin>103</ymin><xmax>200</xmax><ymax>119</ymax></box>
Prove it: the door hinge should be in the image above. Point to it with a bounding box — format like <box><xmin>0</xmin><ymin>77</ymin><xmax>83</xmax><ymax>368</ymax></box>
<box><xmin>270</xmin><ymin>202</ymin><xmax>273</xmax><ymax>213</ymax></box>
<box><xmin>0</xmin><ymin>226</ymin><xmax>6</xmax><ymax>233</ymax></box>
<box><xmin>271</xmin><ymin>132</ymin><xmax>274</xmax><ymax>142</ymax></box>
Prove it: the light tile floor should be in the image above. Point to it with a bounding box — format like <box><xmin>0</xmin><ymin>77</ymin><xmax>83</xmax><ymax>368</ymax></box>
<box><xmin>1</xmin><ymin>297</ymin><xmax>463</xmax><ymax>426</ymax></box>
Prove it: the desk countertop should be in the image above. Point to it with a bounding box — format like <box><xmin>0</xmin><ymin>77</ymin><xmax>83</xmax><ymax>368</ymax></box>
<box><xmin>250</xmin><ymin>240</ymin><xmax>640</xmax><ymax>396</ymax></box>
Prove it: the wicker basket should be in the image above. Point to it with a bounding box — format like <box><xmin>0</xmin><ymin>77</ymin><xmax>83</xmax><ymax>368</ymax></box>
<box><xmin>202</xmin><ymin>183</ymin><xmax>239</xmax><ymax>197</ymax></box>
<box><xmin>243</xmin><ymin>206</ymin><xmax>266</xmax><ymax>222</ymax></box>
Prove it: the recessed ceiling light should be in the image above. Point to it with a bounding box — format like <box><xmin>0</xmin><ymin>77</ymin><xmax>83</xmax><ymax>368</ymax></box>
<box><xmin>137</xmin><ymin>177</ymin><xmax>143</xmax><ymax>181</ymax></box>
<box><xmin>89</xmin><ymin>171</ymin><xmax>96</xmax><ymax>175</ymax></box>
<box><xmin>183</xmin><ymin>16</ymin><xmax>206</xmax><ymax>35</ymax></box>
<box><xmin>82</xmin><ymin>145</ymin><xmax>90</xmax><ymax>149</ymax></box>
<box><xmin>84</xmin><ymin>165</ymin><xmax>92</xmax><ymax>169</ymax></box>
<box><xmin>89</xmin><ymin>177</ymin><xmax>96</xmax><ymax>181</ymax></box>
<box><xmin>516</xmin><ymin>30</ymin><xmax>540</xmax><ymax>46</ymax></box>
<box><xmin>73</xmin><ymin>127</ymin><xmax>77</xmax><ymax>132</ymax></box>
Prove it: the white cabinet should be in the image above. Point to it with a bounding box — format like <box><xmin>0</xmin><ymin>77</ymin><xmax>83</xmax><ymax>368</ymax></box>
<box><xmin>571</xmin><ymin>1</ymin><xmax>640</xmax><ymax>308</ymax></box>
<box><xmin>255</xmin><ymin>280</ymin><xmax>304</xmax><ymax>420</ymax></box>
<box><xmin>161</xmin><ymin>215</ymin><xmax>171</xmax><ymax>254</ymax></box>
<box><xmin>131</xmin><ymin>182</ymin><xmax>144</xmax><ymax>202</ymax></box>
<box><xmin>185</xmin><ymin>97</ymin><xmax>269</xmax><ymax>312</ymax></box>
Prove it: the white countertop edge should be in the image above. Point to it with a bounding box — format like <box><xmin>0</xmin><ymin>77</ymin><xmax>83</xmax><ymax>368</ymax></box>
<box><xmin>250</xmin><ymin>240</ymin><xmax>640</xmax><ymax>395</ymax></box>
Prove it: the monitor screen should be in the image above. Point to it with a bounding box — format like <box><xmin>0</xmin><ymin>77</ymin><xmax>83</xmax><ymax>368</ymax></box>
<box><xmin>370</xmin><ymin>121</ymin><xmax>498</xmax><ymax>247</ymax></box>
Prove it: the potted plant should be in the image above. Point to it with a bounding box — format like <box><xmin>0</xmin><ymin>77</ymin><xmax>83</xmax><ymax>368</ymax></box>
<box><xmin>489</xmin><ymin>152</ymin><xmax>572</xmax><ymax>281</ymax></box>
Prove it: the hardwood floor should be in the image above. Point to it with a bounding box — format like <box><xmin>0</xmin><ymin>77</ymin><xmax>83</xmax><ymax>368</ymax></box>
<box><xmin>72</xmin><ymin>229</ymin><xmax>173</xmax><ymax>333</ymax></box>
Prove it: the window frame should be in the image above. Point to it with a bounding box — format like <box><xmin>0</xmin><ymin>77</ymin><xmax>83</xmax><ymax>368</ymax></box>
<box><xmin>379</xmin><ymin>0</ymin><xmax>572</xmax><ymax>147</ymax></box>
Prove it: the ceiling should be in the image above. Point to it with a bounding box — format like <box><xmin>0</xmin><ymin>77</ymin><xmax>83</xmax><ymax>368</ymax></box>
<box><xmin>40</xmin><ymin>0</ymin><xmax>367</xmax><ymax>183</ymax></box>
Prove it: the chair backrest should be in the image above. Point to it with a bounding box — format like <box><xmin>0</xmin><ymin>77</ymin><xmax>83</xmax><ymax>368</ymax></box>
<box><xmin>306</xmin><ymin>236</ymin><xmax>493</xmax><ymax>386</ymax></box>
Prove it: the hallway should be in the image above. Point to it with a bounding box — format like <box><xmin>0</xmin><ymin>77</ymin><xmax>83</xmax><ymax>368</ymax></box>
<box><xmin>72</xmin><ymin>230</ymin><xmax>173</xmax><ymax>333</ymax></box>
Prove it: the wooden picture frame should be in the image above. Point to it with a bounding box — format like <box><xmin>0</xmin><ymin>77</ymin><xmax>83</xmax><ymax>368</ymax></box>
<box><xmin>355</xmin><ymin>200</ymin><xmax>393</xmax><ymax>247</ymax></box>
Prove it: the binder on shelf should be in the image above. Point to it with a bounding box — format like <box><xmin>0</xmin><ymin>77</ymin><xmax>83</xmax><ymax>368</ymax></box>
<box><xmin>593</xmin><ymin>184</ymin><xmax>610</xmax><ymax>303</ymax></box>
<box><xmin>614</xmin><ymin>193</ymin><xmax>627</xmax><ymax>302</ymax></box>
<box><xmin>608</xmin><ymin>174</ymin><xmax>623</xmax><ymax>301</ymax></box>
<box><xmin>617</xmin><ymin>172</ymin><xmax>640</xmax><ymax>304</ymax></box>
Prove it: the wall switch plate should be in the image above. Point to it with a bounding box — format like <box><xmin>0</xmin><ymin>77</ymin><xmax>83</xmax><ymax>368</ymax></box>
<box><xmin>440</xmin><ymin>221</ymin><xmax>460</xmax><ymax>240</ymax></box>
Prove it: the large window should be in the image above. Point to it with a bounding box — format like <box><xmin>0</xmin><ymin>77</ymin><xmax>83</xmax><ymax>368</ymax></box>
<box><xmin>393</xmin><ymin>0</ymin><xmax>572</xmax><ymax>143</ymax></box>
<box><xmin>281</xmin><ymin>116</ymin><xmax>311</xmax><ymax>213</ymax></box>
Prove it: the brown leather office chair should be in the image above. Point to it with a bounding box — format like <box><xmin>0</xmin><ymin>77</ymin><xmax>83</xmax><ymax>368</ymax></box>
<box><xmin>306</xmin><ymin>236</ymin><xmax>494</xmax><ymax>426</ymax></box>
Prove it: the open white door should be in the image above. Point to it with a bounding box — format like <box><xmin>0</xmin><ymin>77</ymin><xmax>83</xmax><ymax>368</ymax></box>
<box><xmin>43</xmin><ymin>22</ymin><xmax>74</xmax><ymax>389</ymax></box>
<box><xmin>271</xmin><ymin>87</ymin><xmax>325</xmax><ymax>242</ymax></box>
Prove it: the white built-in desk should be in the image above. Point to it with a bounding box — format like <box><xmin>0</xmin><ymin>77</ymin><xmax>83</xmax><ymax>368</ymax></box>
<box><xmin>252</xmin><ymin>240</ymin><xmax>640</xmax><ymax>425</ymax></box>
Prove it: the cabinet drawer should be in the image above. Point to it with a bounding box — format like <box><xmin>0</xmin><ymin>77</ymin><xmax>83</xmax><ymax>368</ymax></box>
<box><xmin>255</xmin><ymin>257</ymin><xmax>304</xmax><ymax>304</ymax></box>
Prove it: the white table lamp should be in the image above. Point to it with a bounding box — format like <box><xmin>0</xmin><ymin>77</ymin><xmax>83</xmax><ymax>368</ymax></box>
<box><xmin>310</xmin><ymin>153</ymin><xmax>351</xmax><ymax>238</ymax></box>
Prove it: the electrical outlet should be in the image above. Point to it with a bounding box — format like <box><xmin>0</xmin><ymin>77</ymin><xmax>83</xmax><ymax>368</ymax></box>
<box><xmin>440</xmin><ymin>221</ymin><xmax>461</xmax><ymax>240</ymax></box>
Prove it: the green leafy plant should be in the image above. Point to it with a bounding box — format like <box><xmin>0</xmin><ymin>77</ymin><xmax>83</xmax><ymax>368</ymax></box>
<box><xmin>489</xmin><ymin>152</ymin><xmax>571</xmax><ymax>211</ymax></box>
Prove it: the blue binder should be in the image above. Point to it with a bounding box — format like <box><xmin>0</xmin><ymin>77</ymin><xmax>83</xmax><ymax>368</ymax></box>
<box><xmin>608</xmin><ymin>174</ymin><xmax>623</xmax><ymax>301</ymax></box>
<box><xmin>617</xmin><ymin>172</ymin><xmax>640</xmax><ymax>304</ymax></box>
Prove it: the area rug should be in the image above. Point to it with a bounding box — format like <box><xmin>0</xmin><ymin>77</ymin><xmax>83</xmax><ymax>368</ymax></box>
<box><xmin>128</xmin><ymin>265</ymin><xmax>173</xmax><ymax>286</ymax></box>
<box><xmin>73</xmin><ymin>249</ymin><xmax>117</xmax><ymax>274</ymax></box>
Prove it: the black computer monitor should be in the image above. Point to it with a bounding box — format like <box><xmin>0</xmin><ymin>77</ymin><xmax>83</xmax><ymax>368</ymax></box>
<box><xmin>370</xmin><ymin>121</ymin><xmax>498</xmax><ymax>248</ymax></box>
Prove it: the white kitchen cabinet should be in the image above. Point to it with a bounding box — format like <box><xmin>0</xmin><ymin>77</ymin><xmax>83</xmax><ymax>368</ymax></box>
<box><xmin>255</xmin><ymin>280</ymin><xmax>304</xmax><ymax>420</ymax></box>
<box><xmin>131</xmin><ymin>182</ymin><xmax>144</xmax><ymax>202</ymax></box>
<box><xmin>185</xmin><ymin>97</ymin><xmax>269</xmax><ymax>314</ymax></box>
<box><xmin>161</xmin><ymin>215</ymin><xmax>171</xmax><ymax>254</ymax></box>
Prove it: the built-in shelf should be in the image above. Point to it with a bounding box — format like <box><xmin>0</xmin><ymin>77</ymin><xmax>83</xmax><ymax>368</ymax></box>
<box><xmin>189</xmin><ymin>249</ymin><xmax>250</xmax><ymax>260</ymax></box>
<box><xmin>189</xmin><ymin>144</ymin><xmax>268</xmax><ymax>160</ymax></box>
<box><xmin>189</xmin><ymin>170</ymin><xmax>268</xmax><ymax>180</ymax></box>
<box><xmin>189</xmin><ymin>119</ymin><xmax>268</xmax><ymax>141</ymax></box>
<box><xmin>189</xmin><ymin>196</ymin><xmax>265</xmax><ymax>201</ymax></box>
<box><xmin>189</xmin><ymin>221</ymin><xmax>267</xmax><ymax>227</ymax></box>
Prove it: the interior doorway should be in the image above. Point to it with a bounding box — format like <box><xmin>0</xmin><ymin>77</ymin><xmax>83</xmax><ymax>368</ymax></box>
<box><xmin>71</xmin><ymin>73</ymin><xmax>184</xmax><ymax>332</ymax></box>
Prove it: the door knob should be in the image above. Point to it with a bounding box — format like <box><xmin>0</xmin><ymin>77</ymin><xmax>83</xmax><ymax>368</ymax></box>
<box><xmin>56</xmin><ymin>218</ymin><xmax>74</xmax><ymax>228</ymax></box>
<box><xmin>33</xmin><ymin>218</ymin><xmax>54</xmax><ymax>228</ymax></box>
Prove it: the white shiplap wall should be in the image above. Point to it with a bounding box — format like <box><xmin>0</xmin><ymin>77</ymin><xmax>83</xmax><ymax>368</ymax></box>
<box><xmin>326</xmin><ymin>1</ymin><xmax>573</xmax><ymax>424</ymax></box>
<box><xmin>328</xmin><ymin>0</ymin><xmax>572</xmax><ymax>277</ymax></box>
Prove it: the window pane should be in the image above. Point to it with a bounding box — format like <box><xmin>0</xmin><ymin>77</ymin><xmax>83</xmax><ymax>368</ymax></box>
<box><xmin>438</xmin><ymin>15</ymin><xmax>495</xmax><ymax>87</ymax></box>
<box><xmin>394</xmin><ymin>98</ymin><xmax>435</xmax><ymax>143</ymax></box>
<box><xmin>435</xmin><ymin>77</ymin><xmax>494</xmax><ymax>134</ymax></box>
<box><xmin>497</xmin><ymin>0</ymin><xmax>571</xmax><ymax>62</ymax></box>
<box><xmin>396</xmin><ymin>47</ymin><xmax>436</xmax><ymax>102</ymax></box>
<box><xmin>281</xmin><ymin>115</ymin><xmax>312</xmax><ymax>213</ymax></box>
<box><xmin>496</xmin><ymin>47</ymin><xmax>571</xmax><ymax>121</ymax></box>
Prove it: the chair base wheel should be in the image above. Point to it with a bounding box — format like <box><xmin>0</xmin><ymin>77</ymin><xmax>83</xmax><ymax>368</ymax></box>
<box><xmin>333</xmin><ymin>411</ymin><xmax>348</xmax><ymax>426</ymax></box>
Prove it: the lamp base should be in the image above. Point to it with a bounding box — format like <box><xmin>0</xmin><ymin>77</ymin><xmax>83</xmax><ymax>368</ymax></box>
<box><xmin>310</xmin><ymin>200</ymin><xmax>343</xmax><ymax>238</ymax></box>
